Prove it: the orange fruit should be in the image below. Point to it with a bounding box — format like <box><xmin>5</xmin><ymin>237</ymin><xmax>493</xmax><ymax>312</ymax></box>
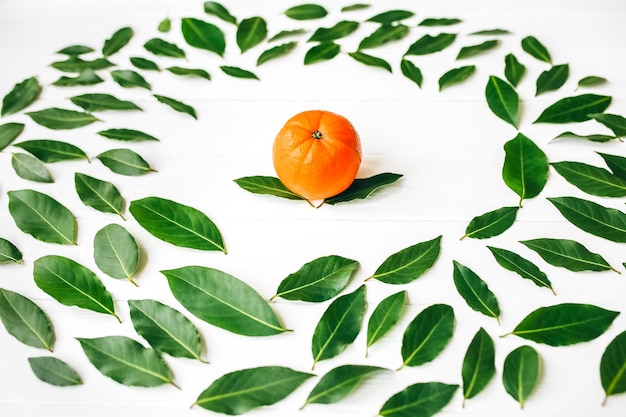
<box><xmin>272</xmin><ymin>110</ymin><xmax>362</xmax><ymax>201</ymax></box>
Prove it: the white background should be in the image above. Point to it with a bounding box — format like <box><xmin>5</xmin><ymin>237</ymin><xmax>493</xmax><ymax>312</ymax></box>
<box><xmin>1</xmin><ymin>1</ymin><xmax>625</xmax><ymax>416</ymax></box>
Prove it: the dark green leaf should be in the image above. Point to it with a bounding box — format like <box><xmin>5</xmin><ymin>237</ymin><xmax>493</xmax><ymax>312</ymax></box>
<box><xmin>368</xmin><ymin>235</ymin><xmax>442</xmax><ymax>284</ymax></box>
<box><xmin>52</xmin><ymin>69</ymin><xmax>104</xmax><ymax>87</ymax></box>
<box><xmin>269</xmin><ymin>29</ymin><xmax>308</xmax><ymax>42</ymax></box>
<box><xmin>203</xmin><ymin>1</ymin><xmax>237</xmax><ymax>24</ymax></box>
<box><xmin>534</xmin><ymin>94</ymin><xmax>612</xmax><ymax>124</ymax></box>
<box><xmin>1</xmin><ymin>77</ymin><xmax>42</xmax><ymax>116</ymax></box>
<box><xmin>130</xmin><ymin>196</ymin><xmax>225</xmax><ymax>252</ymax></box>
<box><xmin>400</xmin><ymin>59</ymin><xmax>423</xmax><ymax>88</ymax></box>
<box><xmin>130</xmin><ymin>57</ymin><xmax>160</xmax><ymax>71</ymax></box>
<box><xmin>405</xmin><ymin>33</ymin><xmax>457</xmax><ymax>55</ymax></box>
<box><xmin>167</xmin><ymin>66</ymin><xmax>211</xmax><ymax>80</ymax></box>
<box><xmin>400</xmin><ymin>304</ymin><xmax>455</xmax><ymax>368</ymax></box>
<box><xmin>219</xmin><ymin>65</ymin><xmax>259</xmax><ymax>80</ymax></box>
<box><xmin>348</xmin><ymin>51</ymin><xmax>392</xmax><ymax>72</ymax></box>
<box><xmin>600</xmin><ymin>330</ymin><xmax>626</xmax><ymax>405</ymax></box>
<box><xmin>504</xmin><ymin>53</ymin><xmax>525</xmax><ymax>87</ymax></box>
<box><xmin>28</xmin><ymin>357</ymin><xmax>82</xmax><ymax>386</ymax></box>
<box><xmin>102</xmin><ymin>26</ymin><xmax>133</xmax><ymax>57</ymax></box>
<box><xmin>502</xmin><ymin>345</ymin><xmax>540</xmax><ymax>409</ymax></box>
<box><xmin>257</xmin><ymin>42</ymin><xmax>297</xmax><ymax>66</ymax></box>
<box><xmin>8</xmin><ymin>189</ymin><xmax>76</xmax><ymax>245</ymax></box>
<box><xmin>577</xmin><ymin>75</ymin><xmax>607</xmax><ymax>89</ymax></box>
<box><xmin>157</xmin><ymin>18</ymin><xmax>171</xmax><ymax>33</ymax></box>
<box><xmin>551</xmin><ymin>131</ymin><xmax>617</xmax><ymax>143</ymax></box>
<box><xmin>237</xmin><ymin>16</ymin><xmax>267</xmax><ymax>53</ymax></box>
<box><xmin>272</xmin><ymin>255</ymin><xmax>359</xmax><ymax>302</ymax></box>
<box><xmin>234</xmin><ymin>176</ymin><xmax>304</xmax><ymax>200</ymax></box>
<box><xmin>548</xmin><ymin>196</ymin><xmax>626</xmax><ymax>242</ymax></box>
<box><xmin>487</xmin><ymin>246</ymin><xmax>554</xmax><ymax>294</ymax></box>
<box><xmin>94</xmin><ymin>224</ymin><xmax>139</xmax><ymax>284</ymax></box>
<box><xmin>379</xmin><ymin>382</ymin><xmax>458</xmax><ymax>417</ymax></box>
<box><xmin>502</xmin><ymin>133</ymin><xmax>548</xmax><ymax>206</ymax></box>
<box><xmin>366</xmin><ymin>290</ymin><xmax>406</xmax><ymax>353</ymax></box>
<box><xmin>0</xmin><ymin>238</ymin><xmax>22</xmax><ymax>264</ymax></box>
<box><xmin>13</xmin><ymin>139</ymin><xmax>88</xmax><ymax>162</ymax></box>
<box><xmin>485</xmin><ymin>75</ymin><xmax>519</xmax><ymax>128</ymax></box>
<box><xmin>520</xmin><ymin>238</ymin><xmax>617</xmax><ymax>273</ymax></box>
<box><xmin>367</xmin><ymin>10</ymin><xmax>414</xmax><ymax>23</ymax></box>
<box><xmin>78</xmin><ymin>336</ymin><xmax>175</xmax><ymax>387</ymax></box>
<box><xmin>598</xmin><ymin>152</ymin><xmax>626</xmax><ymax>179</ymax></box>
<box><xmin>536</xmin><ymin>64</ymin><xmax>569</xmax><ymax>96</ymax></box>
<box><xmin>163</xmin><ymin>265</ymin><xmax>288</xmax><ymax>336</ymax></box>
<box><xmin>304</xmin><ymin>42</ymin><xmax>341</xmax><ymax>65</ymax></box>
<box><xmin>96</xmin><ymin>148</ymin><xmax>155</xmax><ymax>176</ymax></box>
<box><xmin>304</xmin><ymin>365</ymin><xmax>387</xmax><ymax>407</ymax></box>
<box><xmin>438</xmin><ymin>65</ymin><xmax>476</xmax><ymax>91</ymax></box>
<box><xmin>452</xmin><ymin>261</ymin><xmax>500</xmax><ymax>322</ymax></box>
<box><xmin>97</xmin><ymin>128</ymin><xmax>159</xmax><ymax>142</ymax></box>
<box><xmin>56</xmin><ymin>45</ymin><xmax>94</xmax><ymax>55</ymax></box>
<box><xmin>456</xmin><ymin>39</ymin><xmax>499</xmax><ymax>59</ymax></box>
<box><xmin>75</xmin><ymin>172</ymin><xmax>125</xmax><ymax>219</ymax></box>
<box><xmin>462</xmin><ymin>328</ymin><xmax>495</xmax><ymax>403</ymax></box>
<box><xmin>153</xmin><ymin>94</ymin><xmax>197</xmax><ymax>119</ymax></box>
<box><xmin>342</xmin><ymin>4</ymin><xmax>370</xmax><ymax>12</ymax></box>
<box><xmin>358</xmin><ymin>24</ymin><xmax>409</xmax><ymax>50</ymax></box>
<box><xmin>470</xmin><ymin>28</ymin><xmax>512</xmax><ymax>36</ymax></box>
<box><xmin>144</xmin><ymin>38</ymin><xmax>186</xmax><ymax>58</ymax></box>
<box><xmin>521</xmin><ymin>35</ymin><xmax>552</xmax><ymax>64</ymax></box>
<box><xmin>0</xmin><ymin>122</ymin><xmax>24</xmax><ymax>151</ymax></box>
<box><xmin>129</xmin><ymin>299</ymin><xmax>205</xmax><ymax>361</ymax></box>
<box><xmin>50</xmin><ymin>57</ymin><xmax>114</xmax><ymax>73</ymax></box>
<box><xmin>194</xmin><ymin>366</ymin><xmax>313</xmax><ymax>414</ymax></box>
<box><xmin>591</xmin><ymin>113</ymin><xmax>626</xmax><ymax>137</ymax></box>
<box><xmin>12</xmin><ymin>153</ymin><xmax>53</xmax><ymax>183</ymax></box>
<box><xmin>309</xmin><ymin>21</ymin><xmax>359</xmax><ymax>42</ymax></box>
<box><xmin>26</xmin><ymin>107</ymin><xmax>99</xmax><ymax>130</ymax></box>
<box><xmin>551</xmin><ymin>161</ymin><xmax>626</xmax><ymax>197</ymax></box>
<box><xmin>181</xmin><ymin>17</ymin><xmax>226</xmax><ymax>57</ymax></box>
<box><xmin>111</xmin><ymin>69</ymin><xmax>151</xmax><ymax>90</ymax></box>
<box><xmin>285</xmin><ymin>4</ymin><xmax>328</xmax><ymax>20</ymax></box>
<box><xmin>0</xmin><ymin>288</ymin><xmax>54</xmax><ymax>350</ymax></box>
<box><xmin>418</xmin><ymin>17</ymin><xmax>462</xmax><ymax>26</ymax></box>
<box><xmin>462</xmin><ymin>206</ymin><xmax>518</xmax><ymax>240</ymax></box>
<box><xmin>326</xmin><ymin>173</ymin><xmax>403</xmax><ymax>204</ymax></box>
<box><xmin>312</xmin><ymin>285</ymin><xmax>366</xmax><ymax>368</ymax></box>
<box><xmin>70</xmin><ymin>93</ymin><xmax>142</xmax><ymax>112</ymax></box>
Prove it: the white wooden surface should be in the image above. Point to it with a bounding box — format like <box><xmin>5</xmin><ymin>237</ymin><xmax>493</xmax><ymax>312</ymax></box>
<box><xmin>1</xmin><ymin>1</ymin><xmax>625</xmax><ymax>416</ymax></box>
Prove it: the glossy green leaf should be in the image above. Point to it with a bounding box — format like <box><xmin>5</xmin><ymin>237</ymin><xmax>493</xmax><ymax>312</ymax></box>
<box><xmin>166</xmin><ymin>66</ymin><xmax>211</xmax><ymax>80</ymax></box>
<box><xmin>521</xmin><ymin>36</ymin><xmax>552</xmax><ymax>64</ymax></box>
<box><xmin>14</xmin><ymin>139</ymin><xmax>88</xmax><ymax>162</ymax></box>
<box><xmin>285</xmin><ymin>4</ymin><xmax>328</xmax><ymax>20</ymax></box>
<box><xmin>367</xmin><ymin>10</ymin><xmax>414</xmax><ymax>23</ymax></box>
<box><xmin>461</xmin><ymin>206</ymin><xmax>518</xmax><ymax>240</ymax></box>
<box><xmin>97</xmin><ymin>128</ymin><xmax>159</xmax><ymax>142</ymax></box>
<box><xmin>600</xmin><ymin>330</ymin><xmax>626</xmax><ymax>405</ymax></box>
<box><xmin>204</xmin><ymin>1</ymin><xmax>237</xmax><ymax>24</ymax></box>
<box><xmin>348</xmin><ymin>52</ymin><xmax>392</xmax><ymax>72</ymax></box>
<box><xmin>234</xmin><ymin>176</ymin><xmax>304</xmax><ymax>200</ymax></box>
<box><xmin>219</xmin><ymin>65</ymin><xmax>259</xmax><ymax>80</ymax></box>
<box><xmin>358</xmin><ymin>24</ymin><xmax>409</xmax><ymax>49</ymax></box>
<box><xmin>309</xmin><ymin>21</ymin><xmax>359</xmax><ymax>43</ymax></box>
<box><xmin>157</xmin><ymin>18</ymin><xmax>171</xmax><ymax>33</ymax></box>
<box><xmin>1</xmin><ymin>77</ymin><xmax>41</xmax><ymax>116</ymax></box>
<box><xmin>75</xmin><ymin>172</ymin><xmax>125</xmax><ymax>219</ymax></box>
<box><xmin>418</xmin><ymin>17</ymin><xmax>462</xmax><ymax>26</ymax></box>
<box><xmin>0</xmin><ymin>288</ymin><xmax>54</xmax><ymax>350</ymax></box>
<box><xmin>163</xmin><ymin>265</ymin><xmax>288</xmax><ymax>336</ymax></box>
<box><xmin>8</xmin><ymin>189</ymin><xmax>76</xmax><ymax>245</ymax></box>
<box><xmin>70</xmin><ymin>93</ymin><xmax>142</xmax><ymax>112</ymax></box>
<box><xmin>379</xmin><ymin>382</ymin><xmax>458</xmax><ymax>417</ymax></box>
<box><xmin>400</xmin><ymin>59</ymin><xmax>423</xmax><ymax>88</ymax></box>
<box><xmin>34</xmin><ymin>255</ymin><xmax>118</xmax><ymax>321</ymax></box>
<box><xmin>505</xmin><ymin>303</ymin><xmax>619</xmax><ymax>346</ymax></box>
<box><xmin>56</xmin><ymin>44</ymin><xmax>94</xmax><ymax>55</ymax></box>
<box><xmin>130</xmin><ymin>196</ymin><xmax>225</xmax><ymax>252</ymax></box>
<box><xmin>129</xmin><ymin>299</ymin><xmax>205</xmax><ymax>361</ymax></box>
<box><xmin>26</xmin><ymin>107</ymin><xmax>99</xmax><ymax>130</ymax></box>
<box><xmin>102</xmin><ymin>26</ymin><xmax>133</xmax><ymax>56</ymax></box>
<box><xmin>487</xmin><ymin>246</ymin><xmax>554</xmax><ymax>294</ymax></box>
<box><xmin>551</xmin><ymin>131</ymin><xmax>617</xmax><ymax>143</ymax></box>
<box><xmin>502</xmin><ymin>133</ymin><xmax>548</xmax><ymax>206</ymax></box>
<box><xmin>521</xmin><ymin>238</ymin><xmax>618</xmax><ymax>273</ymax></box>
<box><xmin>304</xmin><ymin>365</ymin><xmax>387</xmax><ymax>407</ymax></box>
<box><xmin>438</xmin><ymin>65</ymin><xmax>476</xmax><ymax>91</ymax></box>
<box><xmin>548</xmin><ymin>196</ymin><xmax>626</xmax><ymax>242</ymax></box>
<box><xmin>130</xmin><ymin>57</ymin><xmax>160</xmax><ymax>71</ymax></box>
<box><xmin>368</xmin><ymin>235</ymin><xmax>442</xmax><ymax>284</ymax></box>
<box><xmin>78</xmin><ymin>336</ymin><xmax>175</xmax><ymax>387</ymax></box>
<box><xmin>144</xmin><ymin>38</ymin><xmax>186</xmax><ymax>58</ymax></box>
<box><xmin>269</xmin><ymin>29</ymin><xmax>308</xmax><ymax>42</ymax></box>
<box><xmin>0</xmin><ymin>238</ymin><xmax>22</xmax><ymax>264</ymax></box>
<box><xmin>325</xmin><ymin>172</ymin><xmax>403</xmax><ymax>204</ymax></box>
<box><xmin>536</xmin><ymin>64</ymin><xmax>569</xmax><ymax>96</ymax></box>
<box><xmin>304</xmin><ymin>42</ymin><xmax>341</xmax><ymax>65</ymax></box>
<box><xmin>181</xmin><ymin>17</ymin><xmax>226</xmax><ymax>57</ymax></box>
<box><xmin>470</xmin><ymin>28</ymin><xmax>512</xmax><ymax>35</ymax></box>
<box><xmin>52</xmin><ymin>69</ymin><xmax>104</xmax><ymax>87</ymax></box>
<box><xmin>272</xmin><ymin>255</ymin><xmax>359</xmax><ymax>302</ymax></box>
<box><xmin>237</xmin><ymin>17</ymin><xmax>267</xmax><ymax>53</ymax></box>
<box><xmin>534</xmin><ymin>94</ymin><xmax>611</xmax><ymax>124</ymax></box>
<box><xmin>577</xmin><ymin>75</ymin><xmax>607</xmax><ymax>89</ymax></box>
<box><xmin>456</xmin><ymin>39</ymin><xmax>499</xmax><ymax>59</ymax></box>
<box><xmin>400</xmin><ymin>304</ymin><xmax>455</xmax><ymax>368</ymax></box>
<box><xmin>591</xmin><ymin>113</ymin><xmax>626</xmax><ymax>137</ymax></box>
<box><xmin>257</xmin><ymin>42</ymin><xmax>297</xmax><ymax>66</ymax></box>
<box><xmin>28</xmin><ymin>357</ymin><xmax>82</xmax><ymax>386</ymax></box>
<box><xmin>0</xmin><ymin>122</ymin><xmax>24</xmax><ymax>151</ymax></box>
<box><xmin>342</xmin><ymin>4</ymin><xmax>370</xmax><ymax>12</ymax></box>
<box><xmin>504</xmin><ymin>53</ymin><xmax>526</xmax><ymax>87</ymax></box>
<box><xmin>485</xmin><ymin>75</ymin><xmax>519</xmax><ymax>128</ymax></box>
<box><xmin>452</xmin><ymin>261</ymin><xmax>500</xmax><ymax>322</ymax></box>
<box><xmin>406</xmin><ymin>33</ymin><xmax>456</xmax><ymax>55</ymax></box>
<box><xmin>111</xmin><ymin>69</ymin><xmax>151</xmax><ymax>90</ymax></box>
<box><xmin>462</xmin><ymin>328</ymin><xmax>495</xmax><ymax>404</ymax></box>
<box><xmin>194</xmin><ymin>366</ymin><xmax>313</xmax><ymax>414</ymax></box>
<box><xmin>50</xmin><ymin>57</ymin><xmax>114</xmax><ymax>73</ymax></box>
<box><xmin>366</xmin><ymin>290</ymin><xmax>406</xmax><ymax>354</ymax></box>
<box><xmin>502</xmin><ymin>345</ymin><xmax>541</xmax><ymax>409</ymax></box>
<box><xmin>598</xmin><ymin>152</ymin><xmax>626</xmax><ymax>179</ymax></box>
<box><xmin>12</xmin><ymin>153</ymin><xmax>53</xmax><ymax>183</ymax></box>
<box><xmin>96</xmin><ymin>148</ymin><xmax>155</xmax><ymax>176</ymax></box>
<box><xmin>153</xmin><ymin>94</ymin><xmax>197</xmax><ymax>119</ymax></box>
<box><xmin>94</xmin><ymin>224</ymin><xmax>139</xmax><ymax>284</ymax></box>
<box><xmin>551</xmin><ymin>161</ymin><xmax>626</xmax><ymax>197</ymax></box>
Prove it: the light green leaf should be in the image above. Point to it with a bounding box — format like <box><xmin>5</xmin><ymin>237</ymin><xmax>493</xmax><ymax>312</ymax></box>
<box><xmin>470</xmin><ymin>28</ymin><xmax>512</xmax><ymax>36</ymax></box>
<box><xmin>304</xmin><ymin>365</ymin><xmax>387</xmax><ymax>407</ymax></box>
<box><xmin>26</xmin><ymin>107</ymin><xmax>99</xmax><ymax>130</ymax></box>
<box><xmin>75</xmin><ymin>172</ymin><xmax>125</xmax><ymax>219</ymax></box>
<box><xmin>14</xmin><ymin>139</ymin><xmax>88</xmax><ymax>162</ymax></box>
<box><xmin>130</xmin><ymin>57</ymin><xmax>160</xmax><ymax>71</ymax></box>
<box><xmin>50</xmin><ymin>57</ymin><xmax>114</xmax><ymax>73</ymax></box>
<box><xmin>257</xmin><ymin>42</ymin><xmax>298</xmax><ymax>66</ymax></box>
<box><xmin>400</xmin><ymin>58</ymin><xmax>423</xmax><ymax>88</ymax></box>
<box><xmin>12</xmin><ymin>153</ymin><xmax>53</xmax><ymax>183</ymax></box>
<box><xmin>342</xmin><ymin>4</ymin><xmax>370</xmax><ymax>12</ymax></box>
<box><xmin>219</xmin><ymin>65</ymin><xmax>259</xmax><ymax>80</ymax></box>
<box><xmin>96</xmin><ymin>148</ymin><xmax>155</xmax><ymax>176</ymax></box>
<box><xmin>379</xmin><ymin>382</ymin><xmax>458</xmax><ymax>417</ymax></box>
<box><xmin>325</xmin><ymin>172</ymin><xmax>403</xmax><ymax>205</ymax></box>
<box><xmin>153</xmin><ymin>94</ymin><xmax>197</xmax><ymax>119</ymax></box>
<box><xmin>28</xmin><ymin>357</ymin><xmax>82</xmax><ymax>386</ymax></box>
<box><xmin>418</xmin><ymin>17</ymin><xmax>462</xmax><ymax>26</ymax></box>
<box><xmin>70</xmin><ymin>93</ymin><xmax>142</xmax><ymax>112</ymax></box>
<box><xmin>438</xmin><ymin>65</ymin><xmax>476</xmax><ymax>91</ymax></box>
<box><xmin>358</xmin><ymin>24</ymin><xmax>409</xmax><ymax>50</ymax></box>
<box><xmin>97</xmin><ymin>128</ymin><xmax>159</xmax><ymax>142</ymax></box>
<box><xmin>166</xmin><ymin>66</ymin><xmax>211</xmax><ymax>80</ymax></box>
<box><xmin>203</xmin><ymin>1</ymin><xmax>237</xmax><ymax>24</ymax></box>
<box><xmin>405</xmin><ymin>33</ymin><xmax>457</xmax><ymax>55</ymax></box>
<box><xmin>309</xmin><ymin>20</ymin><xmax>359</xmax><ymax>42</ymax></box>
<box><xmin>462</xmin><ymin>206</ymin><xmax>518</xmax><ymax>240</ymax></box>
<box><xmin>234</xmin><ymin>176</ymin><xmax>304</xmax><ymax>200</ymax></box>
<box><xmin>2</xmin><ymin>77</ymin><xmax>42</xmax><ymax>116</ymax></box>
<box><xmin>0</xmin><ymin>288</ymin><xmax>54</xmax><ymax>350</ymax></box>
<box><xmin>367</xmin><ymin>10</ymin><xmax>414</xmax><ymax>23</ymax></box>
<box><xmin>577</xmin><ymin>75</ymin><xmax>607</xmax><ymax>89</ymax></box>
<box><xmin>0</xmin><ymin>122</ymin><xmax>25</xmax><ymax>151</ymax></box>
<box><xmin>94</xmin><ymin>224</ymin><xmax>139</xmax><ymax>285</ymax></box>
<box><xmin>551</xmin><ymin>131</ymin><xmax>617</xmax><ymax>143</ymax></box>
<box><xmin>157</xmin><ymin>18</ymin><xmax>171</xmax><ymax>33</ymax></box>
<box><xmin>56</xmin><ymin>45</ymin><xmax>94</xmax><ymax>55</ymax></box>
<box><xmin>502</xmin><ymin>345</ymin><xmax>541</xmax><ymax>409</ymax></box>
<box><xmin>102</xmin><ymin>26</ymin><xmax>133</xmax><ymax>57</ymax></box>
<box><xmin>0</xmin><ymin>238</ymin><xmax>22</xmax><ymax>264</ymax></box>
<box><xmin>144</xmin><ymin>38</ymin><xmax>186</xmax><ymax>58</ymax></box>
<box><xmin>111</xmin><ymin>69</ymin><xmax>151</xmax><ymax>90</ymax></box>
<box><xmin>348</xmin><ymin>51</ymin><xmax>392</xmax><ymax>72</ymax></box>
<box><xmin>285</xmin><ymin>4</ymin><xmax>328</xmax><ymax>20</ymax></box>
<box><xmin>52</xmin><ymin>69</ymin><xmax>104</xmax><ymax>87</ymax></box>
<box><xmin>485</xmin><ymin>75</ymin><xmax>519</xmax><ymax>128</ymax></box>
<box><xmin>269</xmin><ymin>29</ymin><xmax>308</xmax><ymax>42</ymax></box>
<box><xmin>456</xmin><ymin>39</ymin><xmax>500</xmax><ymax>59</ymax></box>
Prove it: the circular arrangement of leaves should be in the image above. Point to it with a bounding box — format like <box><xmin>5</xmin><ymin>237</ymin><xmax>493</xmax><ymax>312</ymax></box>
<box><xmin>0</xmin><ymin>2</ymin><xmax>625</xmax><ymax>416</ymax></box>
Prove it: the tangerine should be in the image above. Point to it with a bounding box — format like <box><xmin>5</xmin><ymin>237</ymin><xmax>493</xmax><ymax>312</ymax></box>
<box><xmin>272</xmin><ymin>110</ymin><xmax>362</xmax><ymax>202</ymax></box>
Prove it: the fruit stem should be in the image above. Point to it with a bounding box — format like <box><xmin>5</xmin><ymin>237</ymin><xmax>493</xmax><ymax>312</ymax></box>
<box><xmin>311</xmin><ymin>130</ymin><xmax>323</xmax><ymax>139</ymax></box>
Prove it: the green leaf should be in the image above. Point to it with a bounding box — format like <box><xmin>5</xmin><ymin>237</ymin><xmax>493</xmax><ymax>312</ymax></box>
<box><xmin>102</xmin><ymin>26</ymin><xmax>133</xmax><ymax>57</ymax></box>
<box><xmin>0</xmin><ymin>288</ymin><xmax>54</xmax><ymax>350</ymax></box>
<box><xmin>77</xmin><ymin>336</ymin><xmax>175</xmax><ymax>387</ymax></box>
<box><xmin>129</xmin><ymin>299</ymin><xmax>205</xmax><ymax>362</ymax></box>
<box><xmin>237</xmin><ymin>16</ymin><xmax>267</xmax><ymax>53</ymax></box>
<box><xmin>400</xmin><ymin>304</ymin><xmax>455</xmax><ymax>368</ymax></box>
<box><xmin>462</xmin><ymin>328</ymin><xmax>495</xmax><ymax>404</ymax></box>
<box><xmin>111</xmin><ymin>69</ymin><xmax>151</xmax><ymax>90</ymax></box>
<box><xmin>326</xmin><ymin>173</ymin><xmax>403</xmax><ymax>204</ymax></box>
<box><xmin>536</xmin><ymin>63</ymin><xmax>570</xmax><ymax>96</ymax></box>
<box><xmin>285</xmin><ymin>4</ymin><xmax>328</xmax><ymax>20</ymax></box>
<box><xmin>505</xmin><ymin>303</ymin><xmax>619</xmax><ymax>346</ymax></box>
<box><xmin>502</xmin><ymin>345</ymin><xmax>541</xmax><ymax>409</ymax></box>
<box><xmin>204</xmin><ymin>1</ymin><xmax>237</xmax><ymax>24</ymax></box>
<box><xmin>462</xmin><ymin>206</ymin><xmax>519</xmax><ymax>240</ymax></box>
<box><xmin>598</xmin><ymin>152</ymin><xmax>626</xmax><ymax>179</ymax></box>
<box><xmin>358</xmin><ymin>24</ymin><xmax>409</xmax><ymax>50</ymax></box>
<box><xmin>0</xmin><ymin>238</ymin><xmax>22</xmax><ymax>264</ymax></box>
<box><xmin>272</xmin><ymin>255</ymin><xmax>359</xmax><ymax>302</ymax></box>
<box><xmin>56</xmin><ymin>44</ymin><xmax>94</xmax><ymax>55</ymax></box>
<box><xmin>438</xmin><ymin>65</ymin><xmax>476</xmax><ymax>91</ymax></box>
<box><xmin>405</xmin><ymin>33</ymin><xmax>457</xmax><ymax>55</ymax></box>
<box><xmin>34</xmin><ymin>255</ymin><xmax>119</xmax><ymax>321</ymax></box>
<box><xmin>367</xmin><ymin>10</ymin><xmax>414</xmax><ymax>23</ymax></box>
<box><xmin>418</xmin><ymin>17</ymin><xmax>462</xmax><ymax>26</ymax></box>
<box><xmin>304</xmin><ymin>42</ymin><xmax>341</xmax><ymax>65</ymax></box>
<box><xmin>52</xmin><ymin>69</ymin><xmax>104</xmax><ymax>87</ymax></box>
<box><xmin>181</xmin><ymin>17</ymin><xmax>226</xmax><ymax>57</ymax></box>
<box><xmin>548</xmin><ymin>196</ymin><xmax>626</xmax><ymax>242</ymax></box>
<box><xmin>551</xmin><ymin>131</ymin><xmax>617</xmax><ymax>143</ymax></box>
<box><xmin>234</xmin><ymin>176</ymin><xmax>304</xmax><ymax>200</ymax></box>
<box><xmin>12</xmin><ymin>153</ymin><xmax>53</xmax><ymax>183</ymax></box>
<box><xmin>97</xmin><ymin>128</ymin><xmax>159</xmax><ymax>142</ymax></box>
<box><xmin>257</xmin><ymin>42</ymin><xmax>298</xmax><ymax>66</ymax></box>
<box><xmin>269</xmin><ymin>29</ymin><xmax>308</xmax><ymax>42</ymax></box>
<box><xmin>379</xmin><ymin>382</ymin><xmax>458</xmax><ymax>417</ymax></box>
<box><xmin>342</xmin><ymin>4</ymin><xmax>370</xmax><ymax>12</ymax></box>
<box><xmin>50</xmin><ymin>57</ymin><xmax>114</xmax><ymax>73</ymax></box>
<box><xmin>8</xmin><ymin>189</ymin><xmax>76</xmax><ymax>245</ymax></box>
<box><xmin>400</xmin><ymin>59</ymin><xmax>423</xmax><ymax>88</ymax></box>
<box><xmin>166</xmin><ymin>66</ymin><xmax>211</xmax><ymax>80</ymax></box>
<box><xmin>369</xmin><ymin>235</ymin><xmax>442</xmax><ymax>284</ymax></box>
<box><xmin>521</xmin><ymin>35</ymin><xmax>552</xmax><ymax>64</ymax></box>
<box><xmin>504</xmin><ymin>53</ymin><xmax>526</xmax><ymax>87</ymax></box>
<box><xmin>162</xmin><ymin>265</ymin><xmax>288</xmax><ymax>336</ymax></box>
<box><xmin>96</xmin><ymin>148</ymin><xmax>155</xmax><ymax>176</ymax></box>
<box><xmin>130</xmin><ymin>57</ymin><xmax>160</xmax><ymax>71</ymax></box>
<box><xmin>129</xmin><ymin>196</ymin><xmax>225</xmax><ymax>252</ymax></box>
<box><xmin>14</xmin><ymin>139</ymin><xmax>88</xmax><ymax>162</ymax></box>
<box><xmin>309</xmin><ymin>21</ymin><xmax>359</xmax><ymax>42</ymax></box>
<box><xmin>487</xmin><ymin>246</ymin><xmax>554</xmax><ymax>294</ymax></box>
<box><xmin>456</xmin><ymin>39</ymin><xmax>500</xmax><ymax>59</ymax></box>
<box><xmin>219</xmin><ymin>65</ymin><xmax>259</xmax><ymax>80</ymax></box>
<box><xmin>312</xmin><ymin>285</ymin><xmax>366</xmax><ymax>368</ymax></box>
<box><xmin>28</xmin><ymin>357</ymin><xmax>82</xmax><ymax>386</ymax></box>
<box><xmin>551</xmin><ymin>161</ymin><xmax>626</xmax><ymax>197</ymax></box>
<box><xmin>194</xmin><ymin>366</ymin><xmax>313</xmax><ymax>414</ymax></box>
<box><xmin>600</xmin><ymin>330</ymin><xmax>626</xmax><ymax>405</ymax></box>
<box><xmin>366</xmin><ymin>290</ymin><xmax>406</xmax><ymax>354</ymax></box>
<box><xmin>94</xmin><ymin>224</ymin><xmax>139</xmax><ymax>285</ymax></box>
<box><xmin>304</xmin><ymin>365</ymin><xmax>387</xmax><ymax>407</ymax></box>
<box><xmin>0</xmin><ymin>122</ymin><xmax>25</xmax><ymax>151</ymax></box>
<box><xmin>143</xmin><ymin>38</ymin><xmax>186</xmax><ymax>58</ymax></box>
<box><xmin>157</xmin><ymin>18</ymin><xmax>171</xmax><ymax>32</ymax></box>
<box><xmin>521</xmin><ymin>238</ymin><xmax>618</xmax><ymax>273</ymax></box>
<box><xmin>348</xmin><ymin>51</ymin><xmax>392</xmax><ymax>72</ymax></box>
<box><xmin>153</xmin><ymin>94</ymin><xmax>197</xmax><ymax>119</ymax></box>
<box><xmin>577</xmin><ymin>75</ymin><xmax>607</xmax><ymax>89</ymax></box>
<box><xmin>485</xmin><ymin>75</ymin><xmax>519</xmax><ymax>128</ymax></box>
<box><xmin>70</xmin><ymin>93</ymin><xmax>142</xmax><ymax>112</ymax></box>
<box><xmin>591</xmin><ymin>113</ymin><xmax>626</xmax><ymax>137</ymax></box>
<box><xmin>1</xmin><ymin>77</ymin><xmax>42</xmax><ymax>116</ymax></box>
<box><xmin>470</xmin><ymin>28</ymin><xmax>512</xmax><ymax>36</ymax></box>
<box><xmin>502</xmin><ymin>133</ymin><xmax>549</xmax><ymax>206</ymax></box>
<box><xmin>75</xmin><ymin>172</ymin><xmax>125</xmax><ymax>219</ymax></box>
<box><xmin>452</xmin><ymin>261</ymin><xmax>500</xmax><ymax>322</ymax></box>
<box><xmin>27</xmin><ymin>107</ymin><xmax>99</xmax><ymax>130</ymax></box>
<box><xmin>534</xmin><ymin>94</ymin><xmax>612</xmax><ymax>124</ymax></box>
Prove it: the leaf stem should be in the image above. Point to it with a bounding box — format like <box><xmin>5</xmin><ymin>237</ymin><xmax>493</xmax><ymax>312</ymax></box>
<box><xmin>170</xmin><ymin>379</ymin><xmax>181</xmax><ymax>390</ymax></box>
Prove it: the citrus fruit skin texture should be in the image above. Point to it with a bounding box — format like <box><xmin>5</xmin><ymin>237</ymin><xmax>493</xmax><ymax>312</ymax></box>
<box><xmin>272</xmin><ymin>110</ymin><xmax>362</xmax><ymax>201</ymax></box>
